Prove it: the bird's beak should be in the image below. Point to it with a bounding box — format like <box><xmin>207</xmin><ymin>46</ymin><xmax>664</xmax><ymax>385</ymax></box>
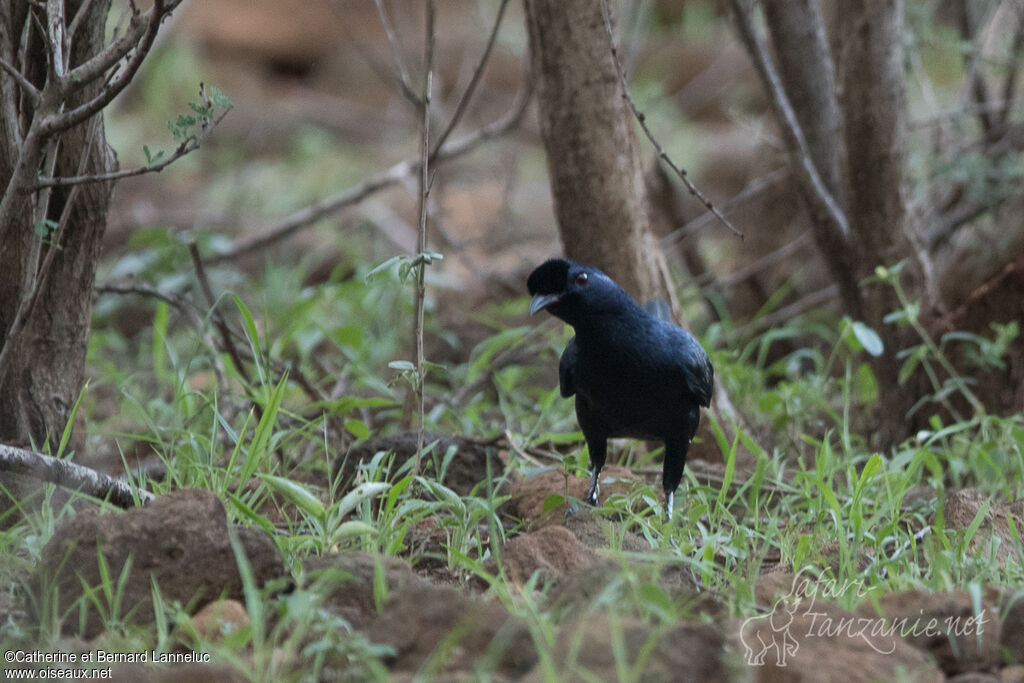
<box><xmin>529</xmin><ymin>293</ymin><xmax>561</xmax><ymax>315</ymax></box>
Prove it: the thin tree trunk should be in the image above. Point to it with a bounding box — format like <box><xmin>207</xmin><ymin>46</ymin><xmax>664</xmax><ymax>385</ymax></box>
<box><xmin>0</xmin><ymin>0</ymin><xmax>115</xmax><ymax>448</ymax></box>
<box><xmin>837</xmin><ymin>0</ymin><xmax>916</xmax><ymax>437</ymax></box>
<box><xmin>524</xmin><ymin>0</ymin><xmax>678</xmax><ymax>310</ymax></box>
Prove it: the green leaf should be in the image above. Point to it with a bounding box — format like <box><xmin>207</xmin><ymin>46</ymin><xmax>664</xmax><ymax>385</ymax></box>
<box><xmin>856</xmin><ymin>363</ymin><xmax>879</xmax><ymax>403</ymax></box>
<box><xmin>388</xmin><ymin>360</ymin><xmax>415</xmax><ymax>372</ymax></box>
<box><xmin>261</xmin><ymin>474</ymin><xmax>326</xmax><ymax>521</ymax></box>
<box><xmin>345</xmin><ymin>419</ymin><xmax>370</xmax><ymax>440</ymax></box>
<box><xmin>851</xmin><ymin>321</ymin><xmax>884</xmax><ymax>356</ymax></box>
<box><xmin>240</xmin><ymin>374</ymin><xmax>288</xmax><ymax>484</ymax></box>
<box><xmin>233</xmin><ymin>294</ymin><xmax>260</xmax><ymax>350</ymax></box>
<box><xmin>152</xmin><ymin>302</ymin><xmax>170</xmax><ymax>381</ymax></box>
<box><xmin>365</xmin><ymin>256</ymin><xmax>404</xmax><ymax>282</ymax></box>
<box><xmin>961</xmin><ymin>498</ymin><xmax>991</xmax><ymax>548</ymax></box>
<box><xmin>227</xmin><ymin>493</ymin><xmax>277</xmax><ymax>536</ymax></box>
<box><xmin>33</xmin><ymin>218</ymin><xmax>58</xmax><ymax>238</ymax></box>
<box><xmin>856</xmin><ymin>453</ymin><xmax>883</xmax><ymax>498</ymax></box>
<box><xmin>335</xmin><ymin>520</ymin><xmax>376</xmax><ymax>537</ymax></box>
<box><xmin>334</xmin><ymin>482</ymin><xmax>391</xmax><ymax>518</ymax></box>
<box><xmin>542</xmin><ymin>494</ymin><xmax>565</xmax><ymax>514</ymax></box>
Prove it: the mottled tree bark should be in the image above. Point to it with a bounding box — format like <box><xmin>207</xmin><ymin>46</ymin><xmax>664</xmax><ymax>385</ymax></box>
<box><xmin>836</xmin><ymin>0</ymin><xmax>916</xmax><ymax>434</ymax></box>
<box><xmin>764</xmin><ymin>0</ymin><xmax>843</xmax><ymax>201</ymax></box>
<box><xmin>524</xmin><ymin>0</ymin><xmax>679</xmax><ymax>310</ymax></box>
<box><xmin>735</xmin><ymin>0</ymin><xmax>922</xmax><ymax>441</ymax></box>
<box><xmin>0</xmin><ymin>0</ymin><xmax>115</xmax><ymax>447</ymax></box>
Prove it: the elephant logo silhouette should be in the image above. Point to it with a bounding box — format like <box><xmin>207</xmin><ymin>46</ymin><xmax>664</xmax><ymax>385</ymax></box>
<box><xmin>740</xmin><ymin>597</ymin><xmax>802</xmax><ymax>666</ymax></box>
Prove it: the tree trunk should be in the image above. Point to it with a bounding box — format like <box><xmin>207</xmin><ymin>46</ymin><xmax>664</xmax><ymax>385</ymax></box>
<box><xmin>524</xmin><ymin>0</ymin><xmax>679</xmax><ymax>310</ymax></box>
<box><xmin>0</xmin><ymin>0</ymin><xmax>115</xmax><ymax>448</ymax></box>
<box><xmin>836</xmin><ymin>0</ymin><xmax>918</xmax><ymax>437</ymax></box>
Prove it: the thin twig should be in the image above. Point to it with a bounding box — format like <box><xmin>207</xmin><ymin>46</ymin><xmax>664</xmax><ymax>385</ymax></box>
<box><xmin>34</xmin><ymin>107</ymin><xmax>231</xmax><ymax>189</ymax></box>
<box><xmin>187</xmin><ymin>240</ymin><xmax>253</xmax><ymax>386</ymax></box>
<box><xmin>66</xmin><ymin>0</ymin><xmax>97</xmax><ymax>43</ymax></box>
<box><xmin>207</xmin><ymin>83</ymin><xmax>532</xmax><ymax>265</ymax></box>
<box><xmin>729</xmin><ymin>0</ymin><xmax>850</xmax><ymax>244</ymax></box>
<box><xmin>430</xmin><ymin>0</ymin><xmax>511</xmax><ymax>156</ymax></box>
<box><xmin>413</xmin><ymin>0</ymin><xmax>435</xmax><ymax>470</ymax></box>
<box><xmin>663</xmin><ymin>168</ymin><xmax>789</xmax><ymax>248</ymax></box>
<box><xmin>41</xmin><ymin>0</ymin><xmax>184</xmax><ymax>135</ymax></box>
<box><xmin>599</xmin><ymin>0</ymin><xmax>743</xmax><ymax>240</ymax></box>
<box><xmin>372</xmin><ymin>0</ymin><xmax>421</xmax><ymax>108</ymax></box>
<box><xmin>0</xmin><ymin>442</ymin><xmax>154</xmax><ymax>508</ymax></box>
<box><xmin>0</xmin><ymin>56</ymin><xmax>40</xmax><ymax>105</ymax></box>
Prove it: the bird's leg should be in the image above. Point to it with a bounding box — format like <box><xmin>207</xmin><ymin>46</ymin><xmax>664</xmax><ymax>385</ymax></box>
<box><xmin>662</xmin><ymin>432</ymin><xmax>694</xmax><ymax>524</ymax></box>
<box><xmin>583</xmin><ymin>435</ymin><xmax>607</xmax><ymax>507</ymax></box>
<box><xmin>587</xmin><ymin>468</ymin><xmax>601</xmax><ymax>506</ymax></box>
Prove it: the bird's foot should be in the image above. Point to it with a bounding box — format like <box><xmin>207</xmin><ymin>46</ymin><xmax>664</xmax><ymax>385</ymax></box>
<box><xmin>586</xmin><ymin>474</ymin><xmax>600</xmax><ymax>507</ymax></box>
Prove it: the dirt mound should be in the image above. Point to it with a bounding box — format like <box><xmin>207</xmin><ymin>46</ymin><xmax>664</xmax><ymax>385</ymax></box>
<box><xmin>35</xmin><ymin>489</ymin><xmax>285</xmax><ymax>638</ymax></box>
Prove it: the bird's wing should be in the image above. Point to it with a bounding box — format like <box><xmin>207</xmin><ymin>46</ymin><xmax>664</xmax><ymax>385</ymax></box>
<box><xmin>681</xmin><ymin>350</ymin><xmax>714</xmax><ymax>407</ymax></box>
<box><xmin>662</xmin><ymin>325</ymin><xmax>714</xmax><ymax>408</ymax></box>
<box><xmin>559</xmin><ymin>337</ymin><xmax>578</xmax><ymax>398</ymax></box>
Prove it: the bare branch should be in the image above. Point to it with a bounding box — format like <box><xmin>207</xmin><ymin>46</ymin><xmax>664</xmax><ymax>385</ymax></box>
<box><xmin>411</xmin><ymin>0</ymin><xmax>435</xmax><ymax>463</ymax></box>
<box><xmin>664</xmin><ymin>168</ymin><xmax>789</xmax><ymax>248</ymax></box>
<box><xmin>46</xmin><ymin>0</ymin><xmax>68</xmax><ymax>79</ymax></box>
<box><xmin>0</xmin><ymin>56</ymin><xmax>40</xmax><ymax>106</ymax></box>
<box><xmin>207</xmin><ymin>83</ymin><xmax>532</xmax><ymax>265</ymax></box>
<box><xmin>187</xmin><ymin>241</ymin><xmax>253</xmax><ymax>387</ymax></box>
<box><xmin>731</xmin><ymin>0</ymin><xmax>849</xmax><ymax>239</ymax></box>
<box><xmin>34</xmin><ymin>106</ymin><xmax>230</xmax><ymax>189</ymax></box>
<box><xmin>599</xmin><ymin>0</ymin><xmax>743</xmax><ymax>240</ymax></box>
<box><xmin>730</xmin><ymin>0</ymin><xmax>865</xmax><ymax>317</ymax></box>
<box><xmin>0</xmin><ymin>442</ymin><xmax>154</xmax><ymax>508</ymax></box>
<box><xmin>67</xmin><ymin>0</ymin><xmax>97</xmax><ymax>43</ymax></box>
<box><xmin>41</xmin><ymin>0</ymin><xmax>185</xmax><ymax>135</ymax></box>
<box><xmin>372</xmin><ymin>0</ymin><xmax>420</xmax><ymax>107</ymax></box>
<box><xmin>431</xmin><ymin>0</ymin><xmax>511</xmax><ymax>155</ymax></box>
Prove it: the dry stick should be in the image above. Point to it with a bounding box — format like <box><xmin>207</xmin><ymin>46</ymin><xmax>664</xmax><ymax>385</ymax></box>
<box><xmin>66</xmin><ymin>0</ymin><xmax>98</xmax><ymax>43</ymax></box>
<box><xmin>206</xmin><ymin>83</ymin><xmax>532</xmax><ymax>265</ymax></box>
<box><xmin>730</xmin><ymin>0</ymin><xmax>850</xmax><ymax>245</ymax></box>
<box><xmin>371</xmin><ymin>0</ymin><xmax>420</xmax><ymax>108</ymax></box>
<box><xmin>598</xmin><ymin>0</ymin><xmax>743</xmax><ymax>241</ymax></box>
<box><xmin>664</xmin><ymin>168</ymin><xmax>790</xmax><ymax>250</ymax></box>
<box><xmin>412</xmin><ymin>0</ymin><xmax>435</xmax><ymax>471</ymax></box>
<box><xmin>0</xmin><ymin>56</ymin><xmax>40</xmax><ymax>105</ymax></box>
<box><xmin>0</xmin><ymin>442</ymin><xmax>154</xmax><ymax>508</ymax></box>
<box><xmin>187</xmin><ymin>241</ymin><xmax>253</xmax><ymax>387</ymax></box>
<box><xmin>430</xmin><ymin>0</ymin><xmax>511</xmax><ymax>156</ymax></box>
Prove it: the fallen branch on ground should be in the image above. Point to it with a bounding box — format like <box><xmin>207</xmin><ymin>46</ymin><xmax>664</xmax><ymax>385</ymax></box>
<box><xmin>0</xmin><ymin>443</ymin><xmax>154</xmax><ymax>508</ymax></box>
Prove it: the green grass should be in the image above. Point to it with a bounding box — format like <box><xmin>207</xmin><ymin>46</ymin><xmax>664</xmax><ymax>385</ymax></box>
<box><xmin>3</xmin><ymin>240</ymin><xmax>1023</xmax><ymax>681</ymax></box>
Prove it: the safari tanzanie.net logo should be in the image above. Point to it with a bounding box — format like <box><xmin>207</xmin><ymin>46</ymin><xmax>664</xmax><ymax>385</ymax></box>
<box><xmin>739</xmin><ymin>566</ymin><xmax>989</xmax><ymax>667</ymax></box>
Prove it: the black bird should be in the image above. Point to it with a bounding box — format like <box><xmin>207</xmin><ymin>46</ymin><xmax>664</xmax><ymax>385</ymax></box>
<box><xmin>527</xmin><ymin>258</ymin><xmax>713</xmax><ymax>521</ymax></box>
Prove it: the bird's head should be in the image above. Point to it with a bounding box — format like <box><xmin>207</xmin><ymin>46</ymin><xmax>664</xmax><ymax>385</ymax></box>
<box><xmin>527</xmin><ymin>258</ymin><xmax>634</xmax><ymax>325</ymax></box>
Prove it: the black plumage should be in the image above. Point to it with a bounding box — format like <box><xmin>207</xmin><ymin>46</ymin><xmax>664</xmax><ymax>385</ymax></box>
<box><xmin>527</xmin><ymin>258</ymin><xmax>713</xmax><ymax>521</ymax></box>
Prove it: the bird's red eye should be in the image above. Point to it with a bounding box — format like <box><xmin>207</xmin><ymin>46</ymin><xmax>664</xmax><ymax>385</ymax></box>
<box><xmin>574</xmin><ymin>272</ymin><xmax>589</xmax><ymax>286</ymax></box>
